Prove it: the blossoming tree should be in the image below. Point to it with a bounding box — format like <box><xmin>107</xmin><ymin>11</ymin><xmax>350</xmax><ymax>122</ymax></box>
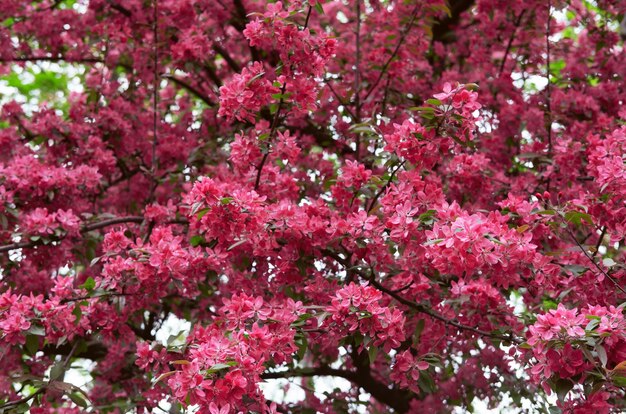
<box><xmin>1</xmin><ymin>0</ymin><xmax>625</xmax><ymax>412</ymax></box>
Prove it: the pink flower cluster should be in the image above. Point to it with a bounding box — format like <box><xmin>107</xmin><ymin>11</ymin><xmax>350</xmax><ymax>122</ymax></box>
<box><xmin>22</xmin><ymin>207</ymin><xmax>80</xmax><ymax>237</ymax></box>
<box><xmin>243</xmin><ymin>2</ymin><xmax>336</xmax><ymax>79</ymax></box>
<box><xmin>424</xmin><ymin>206</ymin><xmax>538</xmax><ymax>287</ymax></box>
<box><xmin>390</xmin><ymin>350</ymin><xmax>429</xmax><ymax>393</ymax></box>
<box><xmin>383</xmin><ymin>120</ymin><xmax>439</xmax><ymax>168</ymax></box>
<box><xmin>325</xmin><ymin>283</ymin><xmax>406</xmax><ymax>353</ymax></box>
<box><xmin>587</xmin><ymin>126</ymin><xmax>626</xmax><ymax>195</ymax></box>
<box><xmin>527</xmin><ymin>304</ymin><xmax>626</xmax><ymax>394</ymax></box>
<box><xmin>218</xmin><ymin>62</ymin><xmax>278</xmax><ymax>123</ymax></box>
<box><xmin>141</xmin><ymin>294</ymin><xmax>303</xmax><ymax>413</ymax></box>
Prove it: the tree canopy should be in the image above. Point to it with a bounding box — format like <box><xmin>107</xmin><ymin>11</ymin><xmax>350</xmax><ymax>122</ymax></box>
<box><xmin>1</xmin><ymin>0</ymin><xmax>626</xmax><ymax>413</ymax></box>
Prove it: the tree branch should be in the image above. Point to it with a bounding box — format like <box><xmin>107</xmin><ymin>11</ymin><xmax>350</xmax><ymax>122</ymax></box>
<box><xmin>498</xmin><ymin>10</ymin><xmax>526</xmax><ymax>76</ymax></box>
<box><xmin>368</xmin><ymin>278</ymin><xmax>522</xmax><ymax>344</ymax></box>
<box><xmin>321</xmin><ymin>249</ymin><xmax>522</xmax><ymax>345</ymax></box>
<box><xmin>367</xmin><ymin>160</ymin><xmax>405</xmax><ymax>213</ymax></box>
<box><xmin>162</xmin><ymin>74</ymin><xmax>215</xmax><ymax>106</ymax></box>
<box><xmin>0</xmin><ymin>216</ymin><xmax>144</xmax><ymax>254</ymax></box>
<box><xmin>262</xmin><ymin>365</ymin><xmax>412</xmax><ymax>413</ymax></box>
<box><xmin>362</xmin><ymin>2</ymin><xmax>421</xmax><ymax>102</ymax></box>
<box><xmin>567</xmin><ymin>229</ymin><xmax>626</xmax><ymax>296</ymax></box>
<box><xmin>431</xmin><ymin>0</ymin><xmax>475</xmax><ymax>44</ymax></box>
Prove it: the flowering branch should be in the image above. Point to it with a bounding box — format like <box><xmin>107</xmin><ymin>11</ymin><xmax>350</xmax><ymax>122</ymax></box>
<box><xmin>0</xmin><ymin>216</ymin><xmax>145</xmax><ymax>254</ymax></box>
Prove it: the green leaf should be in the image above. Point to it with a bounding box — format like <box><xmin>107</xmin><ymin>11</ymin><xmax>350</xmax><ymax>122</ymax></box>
<box><xmin>205</xmin><ymin>363</ymin><xmax>233</xmax><ymax>374</ymax></box>
<box><xmin>552</xmin><ymin>378</ymin><xmax>574</xmax><ymax>402</ymax></box>
<box><xmin>409</xmin><ymin>106</ymin><xmax>435</xmax><ymax>112</ymax></box>
<box><xmin>413</xmin><ymin>319</ymin><xmax>425</xmax><ymax>345</ymax></box>
<box><xmin>296</xmin><ymin>334</ymin><xmax>308</xmax><ymax>360</ymax></box>
<box><xmin>50</xmin><ymin>362</ymin><xmax>66</xmax><ymax>381</ymax></box>
<box><xmin>314</xmin><ymin>2</ymin><xmax>324</xmax><ymax>14</ymax></box>
<box><xmin>564</xmin><ymin>211</ymin><xmax>593</xmax><ymax>226</ymax></box>
<box><xmin>418</xmin><ymin>210</ymin><xmax>437</xmax><ymax>224</ymax></box>
<box><xmin>596</xmin><ymin>345</ymin><xmax>608</xmax><ymax>367</ymax></box>
<box><xmin>423</xmin><ymin>238</ymin><xmax>444</xmax><ymax>246</ymax></box>
<box><xmin>612</xmin><ymin>375</ymin><xmax>626</xmax><ymax>387</ymax></box>
<box><xmin>190</xmin><ymin>235</ymin><xmax>205</xmax><ymax>247</ymax></box>
<box><xmin>426</xmin><ymin>98</ymin><xmax>442</xmax><ymax>106</ymax></box>
<box><xmin>15</xmin><ymin>403</ymin><xmax>31</xmax><ymax>413</ymax></box>
<box><xmin>27</xmin><ymin>325</ymin><xmax>46</xmax><ymax>336</ymax></box>
<box><xmin>586</xmin><ymin>318</ymin><xmax>600</xmax><ymax>332</ymax></box>
<box><xmin>25</xmin><ymin>334</ymin><xmax>39</xmax><ymax>355</ymax></box>
<box><xmin>72</xmin><ymin>303</ymin><xmax>83</xmax><ymax>325</ymax></box>
<box><xmin>69</xmin><ymin>392</ymin><xmax>89</xmax><ymax>408</ymax></box>
<box><xmin>79</xmin><ymin>277</ymin><xmax>96</xmax><ymax>291</ymax></box>
<box><xmin>368</xmin><ymin>346</ymin><xmax>378</xmax><ymax>363</ymax></box>
<box><xmin>196</xmin><ymin>207</ymin><xmax>211</xmax><ymax>220</ymax></box>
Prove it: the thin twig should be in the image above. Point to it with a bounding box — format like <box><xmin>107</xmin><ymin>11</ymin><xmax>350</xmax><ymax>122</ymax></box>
<box><xmin>354</xmin><ymin>0</ymin><xmax>362</xmax><ymax>160</ymax></box>
<box><xmin>0</xmin><ymin>56</ymin><xmax>103</xmax><ymax>63</ymax></box>
<box><xmin>0</xmin><ymin>388</ymin><xmax>45</xmax><ymax>410</ymax></box>
<box><xmin>254</xmin><ymin>81</ymin><xmax>287</xmax><ymax>190</ymax></box>
<box><xmin>367</xmin><ymin>160</ymin><xmax>406</xmax><ymax>213</ymax></box>
<box><xmin>254</xmin><ymin>6</ymin><xmax>313</xmax><ymax>191</ymax></box>
<box><xmin>369</xmin><ymin>278</ymin><xmax>522</xmax><ymax>344</ymax></box>
<box><xmin>0</xmin><ymin>216</ymin><xmax>145</xmax><ymax>254</ymax></box>
<box><xmin>498</xmin><ymin>10</ymin><xmax>526</xmax><ymax>76</ymax></box>
<box><xmin>162</xmin><ymin>74</ymin><xmax>215</xmax><ymax>106</ymax></box>
<box><xmin>151</xmin><ymin>0</ymin><xmax>159</xmax><ymax>179</ymax></box>
<box><xmin>567</xmin><ymin>229</ymin><xmax>626</xmax><ymax>295</ymax></box>
<box><xmin>320</xmin><ymin>248</ymin><xmax>522</xmax><ymax>345</ymax></box>
<box><xmin>545</xmin><ymin>2</ymin><xmax>553</xmax><ymax>156</ymax></box>
<box><xmin>592</xmin><ymin>226</ymin><xmax>606</xmax><ymax>259</ymax></box>
<box><xmin>362</xmin><ymin>2</ymin><xmax>421</xmax><ymax>102</ymax></box>
<box><xmin>325</xmin><ymin>80</ymin><xmax>357</xmax><ymax>120</ymax></box>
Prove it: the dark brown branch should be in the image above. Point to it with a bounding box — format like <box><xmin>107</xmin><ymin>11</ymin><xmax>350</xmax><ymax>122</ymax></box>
<box><xmin>213</xmin><ymin>44</ymin><xmax>241</xmax><ymax>73</ymax></box>
<box><xmin>0</xmin><ymin>216</ymin><xmax>144</xmax><ymax>254</ymax></box>
<box><xmin>262</xmin><ymin>366</ymin><xmax>355</xmax><ymax>380</ymax></box>
<box><xmin>1</xmin><ymin>216</ymin><xmax>190</xmax><ymax>254</ymax></box>
<box><xmin>545</xmin><ymin>2</ymin><xmax>553</xmax><ymax>157</ymax></box>
<box><xmin>262</xmin><ymin>366</ymin><xmax>412</xmax><ymax>413</ymax></box>
<box><xmin>354</xmin><ymin>0</ymin><xmax>362</xmax><ymax>159</ymax></box>
<box><xmin>367</xmin><ymin>160</ymin><xmax>405</xmax><ymax>213</ymax></box>
<box><xmin>566</xmin><ymin>229</ymin><xmax>626</xmax><ymax>296</ymax></box>
<box><xmin>0</xmin><ymin>56</ymin><xmax>103</xmax><ymax>64</ymax></box>
<box><xmin>109</xmin><ymin>2</ymin><xmax>132</xmax><ymax>17</ymax></box>
<box><xmin>321</xmin><ymin>249</ymin><xmax>522</xmax><ymax>345</ymax></box>
<box><xmin>431</xmin><ymin>0</ymin><xmax>475</xmax><ymax>44</ymax></box>
<box><xmin>43</xmin><ymin>341</ymin><xmax>108</xmax><ymax>360</ymax></box>
<box><xmin>592</xmin><ymin>226</ymin><xmax>606</xmax><ymax>259</ymax></box>
<box><xmin>0</xmin><ymin>387</ymin><xmax>45</xmax><ymax>410</ymax></box>
<box><xmin>369</xmin><ymin>278</ymin><xmax>522</xmax><ymax>344</ymax></box>
<box><xmin>231</xmin><ymin>0</ymin><xmax>261</xmax><ymax>61</ymax></box>
<box><xmin>362</xmin><ymin>2</ymin><xmax>421</xmax><ymax>102</ymax></box>
<box><xmin>2</xmin><ymin>341</ymin><xmax>80</xmax><ymax>410</ymax></box>
<box><xmin>498</xmin><ymin>10</ymin><xmax>526</xmax><ymax>76</ymax></box>
<box><xmin>254</xmin><ymin>82</ymin><xmax>287</xmax><ymax>191</ymax></box>
<box><xmin>161</xmin><ymin>74</ymin><xmax>215</xmax><ymax>106</ymax></box>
